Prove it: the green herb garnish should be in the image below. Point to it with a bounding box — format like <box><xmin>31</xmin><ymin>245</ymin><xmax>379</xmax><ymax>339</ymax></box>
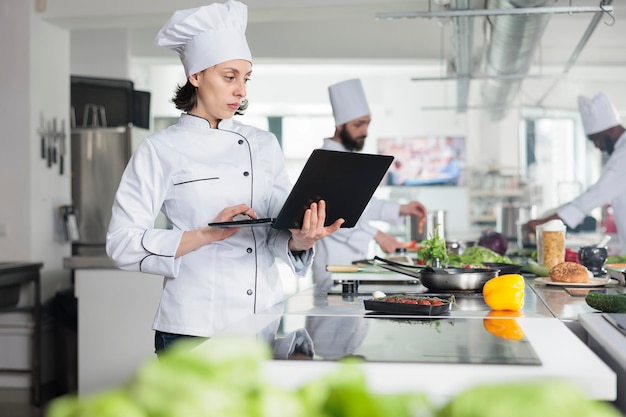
<box><xmin>417</xmin><ymin>224</ymin><xmax>449</xmax><ymax>266</ymax></box>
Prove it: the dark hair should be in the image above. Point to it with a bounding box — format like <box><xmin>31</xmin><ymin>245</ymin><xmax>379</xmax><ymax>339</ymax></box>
<box><xmin>172</xmin><ymin>80</ymin><xmax>197</xmax><ymax>112</ymax></box>
<box><xmin>171</xmin><ymin>76</ymin><xmax>249</xmax><ymax>115</ymax></box>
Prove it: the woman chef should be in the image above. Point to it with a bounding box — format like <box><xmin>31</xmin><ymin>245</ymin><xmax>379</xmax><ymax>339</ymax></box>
<box><xmin>106</xmin><ymin>0</ymin><xmax>343</xmax><ymax>355</ymax></box>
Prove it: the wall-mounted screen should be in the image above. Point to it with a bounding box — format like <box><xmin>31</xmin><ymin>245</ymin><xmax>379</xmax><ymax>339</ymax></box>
<box><xmin>377</xmin><ymin>136</ymin><xmax>466</xmax><ymax>186</ymax></box>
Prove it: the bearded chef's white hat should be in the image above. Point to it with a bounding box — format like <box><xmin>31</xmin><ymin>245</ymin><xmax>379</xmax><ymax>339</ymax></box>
<box><xmin>156</xmin><ymin>0</ymin><xmax>252</xmax><ymax>77</ymax></box>
<box><xmin>329</xmin><ymin>79</ymin><xmax>371</xmax><ymax>126</ymax></box>
<box><xmin>578</xmin><ymin>92</ymin><xmax>621</xmax><ymax>135</ymax></box>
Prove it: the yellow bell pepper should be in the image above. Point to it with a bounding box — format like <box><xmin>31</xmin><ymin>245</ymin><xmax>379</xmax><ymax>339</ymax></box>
<box><xmin>483</xmin><ymin>310</ymin><xmax>524</xmax><ymax>341</ymax></box>
<box><xmin>482</xmin><ymin>273</ymin><xmax>525</xmax><ymax>312</ymax></box>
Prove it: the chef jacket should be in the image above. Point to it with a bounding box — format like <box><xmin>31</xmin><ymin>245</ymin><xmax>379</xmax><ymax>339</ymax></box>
<box><xmin>312</xmin><ymin>138</ymin><xmax>402</xmax><ymax>293</ymax></box>
<box><xmin>106</xmin><ymin>114</ymin><xmax>311</xmax><ymax>337</ymax></box>
<box><xmin>558</xmin><ymin>131</ymin><xmax>626</xmax><ymax>253</ymax></box>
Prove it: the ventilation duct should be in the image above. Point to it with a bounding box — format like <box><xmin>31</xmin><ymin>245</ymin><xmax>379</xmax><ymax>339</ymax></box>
<box><xmin>481</xmin><ymin>0</ymin><xmax>552</xmax><ymax>120</ymax></box>
<box><xmin>451</xmin><ymin>0</ymin><xmax>474</xmax><ymax>113</ymax></box>
<box><xmin>379</xmin><ymin>1</ymin><xmax>613</xmax><ymax>117</ymax></box>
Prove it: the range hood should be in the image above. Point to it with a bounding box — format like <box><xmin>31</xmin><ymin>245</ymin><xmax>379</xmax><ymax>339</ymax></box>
<box><xmin>377</xmin><ymin>0</ymin><xmax>614</xmax><ymax>121</ymax></box>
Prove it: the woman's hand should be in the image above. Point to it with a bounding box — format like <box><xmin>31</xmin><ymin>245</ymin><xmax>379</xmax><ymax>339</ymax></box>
<box><xmin>176</xmin><ymin>203</ymin><xmax>257</xmax><ymax>257</ymax></box>
<box><xmin>288</xmin><ymin>200</ymin><xmax>344</xmax><ymax>252</ymax></box>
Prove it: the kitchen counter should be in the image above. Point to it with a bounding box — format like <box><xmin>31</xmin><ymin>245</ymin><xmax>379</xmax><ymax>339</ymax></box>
<box><xmin>580</xmin><ymin>313</ymin><xmax>626</xmax><ymax>414</ymax></box>
<box><xmin>250</xmin><ymin>317</ymin><xmax>614</xmax><ymax>404</ymax></box>
<box><xmin>302</xmin><ymin>274</ymin><xmax>553</xmax><ymax>318</ymax></box>
<box><xmin>63</xmin><ymin>256</ymin><xmax>116</xmax><ymax>269</ymax></box>
<box><xmin>531</xmin><ymin>277</ymin><xmax>625</xmax><ymax>321</ymax></box>
<box><xmin>211</xmin><ymin>275</ymin><xmax>617</xmax><ymax>404</ymax></box>
<box><xmin>530</xmin><ymin>275</ymin><xmax>626</xmax><ymax>341</ymax></box>
<box><xmin>73</xmin><ymin>268</ymin><xmax>162</xmax><ymax>394</ymax></box>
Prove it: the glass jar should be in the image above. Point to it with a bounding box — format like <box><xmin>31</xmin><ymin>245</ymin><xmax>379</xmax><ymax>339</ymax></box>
<box><xmin>537</xmin><ymin>219</ymin><xmax>566</xmax><ymax>269</ymax></box>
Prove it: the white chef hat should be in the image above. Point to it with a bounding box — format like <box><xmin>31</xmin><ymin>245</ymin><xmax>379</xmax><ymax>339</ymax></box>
<box><xmin>156</xmin><ymin>0</ymin><xmax>252</xmax><ymax>78</ymax></box>
<box><xmin>578</xmin><ymin>92</ymin><xmax>621</xmax><ymax>135</ymax></box>
<box><xmin>328</xmin><ymin>79</ymin><xmax>371</xmax><ymax>126</ymax></box>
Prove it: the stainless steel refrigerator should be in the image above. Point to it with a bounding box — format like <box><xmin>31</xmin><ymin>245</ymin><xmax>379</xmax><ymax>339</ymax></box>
<box><xmin>70</xmin><ymin>126</ymin><xmax>132</xmax><ymax>255</ymax></box>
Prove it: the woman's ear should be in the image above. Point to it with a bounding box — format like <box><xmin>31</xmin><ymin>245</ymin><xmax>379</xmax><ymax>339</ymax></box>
<box><xmin>188</xmin><ymin>73</ymin><xmax>201</xmax><ymax>87</ymax></box>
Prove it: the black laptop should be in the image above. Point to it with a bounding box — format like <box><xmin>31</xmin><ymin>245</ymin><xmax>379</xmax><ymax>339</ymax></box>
<box><xmin>208</xmin><ymin>149</ymin><xmax>394</xmax><ymax>230</ymax></box>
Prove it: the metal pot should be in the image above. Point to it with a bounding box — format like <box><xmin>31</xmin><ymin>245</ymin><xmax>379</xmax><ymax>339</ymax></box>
<box><xmin>498</xmin><ymin>203</ymin><xmax>538</xmax><ymax>242</ymax></box>
<box><xmin>419</xmin><ymin>268</ymin><xmax>498</xmax><ymax>291</ymax></box>
<box><xmin>446</xmin><ymin>240</ymin><xmax>476</xmax><ymax>255</ymax></box>
<box><xmin>406</xmin><ymin>209</ymin><xmax>447</xmax><ymax>242</ymax></box>
<box><xmin>516</xmin><ymin>205</ymin><xmax>538</xmax><ymax>248</ymax></box>
<box><xmin>377</xmin><ymin>259</ymin><xmax>498</xmax><ymax>291</ymax></box>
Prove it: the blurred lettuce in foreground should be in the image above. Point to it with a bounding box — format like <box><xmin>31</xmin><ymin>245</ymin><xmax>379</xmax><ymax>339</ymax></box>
<box><xmin>46</xmin><ymin>337</ymin><xmax>618</xmax><ymax>417</ymax></box>
<box><xmin>436</xmin><ymin>380</ymin><xmax>621</xmax><ymax>417</ymax></box>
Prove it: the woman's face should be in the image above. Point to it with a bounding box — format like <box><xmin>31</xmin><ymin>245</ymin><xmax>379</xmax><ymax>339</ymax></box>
<box><xmin>188</xmin><ymin>59</ymin><xmax>252</xmax><ymax>126</ymax></box>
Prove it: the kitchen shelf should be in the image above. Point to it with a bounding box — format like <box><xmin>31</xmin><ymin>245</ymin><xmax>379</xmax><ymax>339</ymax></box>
<box><xmin>468</xmin><ymin>167</ymin><xmax>529</xmax><ymax>227</ymax></box>
<box><xmin>469</xmin><ymin>190</ymin><xmax>524</xmax><ymax>198</ymax></box>
<box><xmin>0</xmin><ymin>263</ymin><xmax>43</xmax><ymax>406</ymax></box>
<box><xmin>470</xmin><ymin>215</ymin><xmax>498</xmax><ymax>223</ymax></box>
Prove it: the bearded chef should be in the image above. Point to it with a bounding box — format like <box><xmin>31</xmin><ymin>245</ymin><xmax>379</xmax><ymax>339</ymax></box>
<box><xmin>312</xmin><ymin>79</ymin><xmax>428</xmax><ymax>293</ymax></box>
<box><xmin>525</xmin><ymin>92</ymin><xmax>626</xmax><ymax>253</ymax></box>
<box><xmin>106</xmin><ymin>0</ymin><xmax>342</xmax><ymax>355</ymax></box>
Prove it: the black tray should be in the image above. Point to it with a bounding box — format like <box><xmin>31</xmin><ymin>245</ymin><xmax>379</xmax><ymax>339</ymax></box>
<box><xmin>364</xmin><ymin>297</ymin><xmax>452</xmax><ymax>316</ymax></box>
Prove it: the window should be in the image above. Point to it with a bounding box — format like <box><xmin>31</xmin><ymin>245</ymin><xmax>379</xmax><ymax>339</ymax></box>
<box><xmin>519</xmin><ymin>107</ymin><xmax>602</xmax><ymax>216</ymax></box>
<box><xmin>281</xmin><ymin>115</ymin><xmax>335</xmax><ymax>183</ymax></box>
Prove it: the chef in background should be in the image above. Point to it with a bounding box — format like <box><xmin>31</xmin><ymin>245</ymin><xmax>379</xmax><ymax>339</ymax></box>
<box><xmin>106</xmin><ymin>0</ymin><xmax>342</xmax><ymax>356</ymax></box>
<box><xmin>312</xmin><ymin>79</ymin><xmax>427</xmax><ymax>293</ymax></box>
<box><xmin>524</xmin><ymin>92</ymin><xmax>626</xmax><ymax>253</ymax></box>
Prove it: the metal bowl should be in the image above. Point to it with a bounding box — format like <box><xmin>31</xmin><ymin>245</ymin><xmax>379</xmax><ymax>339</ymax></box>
<box><xmin>446</xmin><ymin>240</ymin><xmax>476</xmax><ymax>255</ymax></box>
<box><xmin>419</xmin><ymin>268</ymin><xmax>499</xmax><ymax>291</ymax></box>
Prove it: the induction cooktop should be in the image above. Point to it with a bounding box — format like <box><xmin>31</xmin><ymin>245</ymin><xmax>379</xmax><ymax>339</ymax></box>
<box><xmin>265</xmin><ymin>314</ymin><xmax>541</xmax><ymax>366</ymax></box>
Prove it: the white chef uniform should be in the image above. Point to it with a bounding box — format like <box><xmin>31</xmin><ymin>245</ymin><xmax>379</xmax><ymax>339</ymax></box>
<box><xmin>557</xmin><ymin>92</ymin><xmax>626</xmax><ymax>253</ymax></box>
<box><xmin>557</xmin><ymin>131</ymin><xmax>626</xmax><ymax>253</ymax></box>
<box><xmin>107</xmin><ymin>115</ymin><xmax>310</xmax><ymax>337</ymax></box>
<box><xmin>107</xmin><ymin>1</ymin><xmax>311</xmax><ymax>338</ymax></box>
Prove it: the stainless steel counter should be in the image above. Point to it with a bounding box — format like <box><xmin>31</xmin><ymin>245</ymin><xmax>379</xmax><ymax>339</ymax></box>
<box><xmin>529</xmin><ymin>275</ymin><xmax>626</xmax><ymax>340</ymax></box>
<box><xmin>309</xmin><ymin>275</ymin><xmax>552</xmax><ymax>318</ymax></box>
<box><xmin>530</xmin><ymin>277</ymin><xmax>624</xmax><ymax>320</ymax></box>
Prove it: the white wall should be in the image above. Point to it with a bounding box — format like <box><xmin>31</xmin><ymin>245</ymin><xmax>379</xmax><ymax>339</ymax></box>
<box><xmin>0</xmin><ymin>1</ymin><xmax>31</xmax><ymax>261</ymax></box>
<box><xmin>0</xmin><ymin>0</ymin><xmax>72</xmax><ymax>296</ymax></box>
<box><xmin>0</xmin><ymin>0</ymin><xmax>72</xmax><ymax>389</ymax></box>
<box><xmin>30</xmin><ymin>8</ymin><xmax>73</xmax><ymax>297</ymax></box>
<box><xmin>71</xmin><ymin>28</ymin><xmax>131</xmax><ymax>79</ymax></box>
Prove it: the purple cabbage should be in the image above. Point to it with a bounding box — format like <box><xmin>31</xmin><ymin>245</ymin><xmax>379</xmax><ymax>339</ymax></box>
<box><xmin>478</xmin><ymin>230</ymin><xmax>508</xmax><ymax>255</ymax></box>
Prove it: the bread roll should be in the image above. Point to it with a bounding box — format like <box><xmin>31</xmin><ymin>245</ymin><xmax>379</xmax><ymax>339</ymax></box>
<box><xmin>549</xmin><ymin>262</ymin><xmax>589</xmax><ymax>283</ymax></box>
